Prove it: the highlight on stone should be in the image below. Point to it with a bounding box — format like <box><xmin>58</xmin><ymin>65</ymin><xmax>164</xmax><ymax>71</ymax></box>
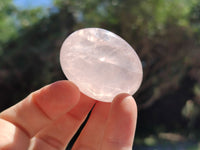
<box><xmin>60</xmin><ymin>28</ymin><xmax>143</xmax><ymax>102</ymax></box>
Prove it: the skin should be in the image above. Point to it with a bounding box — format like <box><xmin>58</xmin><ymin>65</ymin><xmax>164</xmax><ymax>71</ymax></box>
<box><xmin>0</xmin><ymin>80</ymin><xmax>137</xmax><ymax>150</ymax></box>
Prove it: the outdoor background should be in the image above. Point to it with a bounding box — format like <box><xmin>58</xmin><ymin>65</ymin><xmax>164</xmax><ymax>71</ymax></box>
<box><xmin>0</xmin><ymin>0</ymin><xmax>200</xmax><ymax>149</ymax></box>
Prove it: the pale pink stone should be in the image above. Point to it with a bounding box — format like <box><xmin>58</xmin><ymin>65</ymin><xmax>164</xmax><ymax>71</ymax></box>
<box><xmin>60</xmin><ymin>28</ymin><xmax>143</xmax><ymax>102</ymax></box>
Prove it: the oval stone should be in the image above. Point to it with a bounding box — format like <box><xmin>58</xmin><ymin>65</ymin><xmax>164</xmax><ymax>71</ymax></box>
<box><xmin>60</xmin><ymin>28</ymin><xmax>143</xmax><ymax>102</ymax></box>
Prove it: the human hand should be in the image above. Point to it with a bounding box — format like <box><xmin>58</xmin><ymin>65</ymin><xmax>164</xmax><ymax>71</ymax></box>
<box><xmin>0</xmin><ymin>80</ymin><xmax>137</xmax><ymax>150</ymax></box>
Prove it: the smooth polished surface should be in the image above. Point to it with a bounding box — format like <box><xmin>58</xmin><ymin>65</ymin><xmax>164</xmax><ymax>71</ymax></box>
<box><xmin>60</xmin><ymin>28</ymin><xmax>143</xmax><ymax>102</ymax></box>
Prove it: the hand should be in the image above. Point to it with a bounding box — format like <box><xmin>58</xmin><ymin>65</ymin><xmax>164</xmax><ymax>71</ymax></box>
<box><xmin>0</xmin><ymin>80</ymin><xmax>137</xmax><ymax>150</ymax></box>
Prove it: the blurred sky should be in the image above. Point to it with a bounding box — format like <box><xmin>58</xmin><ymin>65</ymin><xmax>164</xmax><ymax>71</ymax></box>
<box><xmin>13</xmin><ymin>0</ymin><xmax>53</xmax><ymax>9</ymax></box>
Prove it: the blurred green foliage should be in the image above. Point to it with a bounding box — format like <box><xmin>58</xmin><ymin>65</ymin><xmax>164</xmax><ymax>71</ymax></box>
<box><xmin>0</xmin><ymin>0</ymin><xmax>18</xmax><ymax>44</ymax></box>
<box><xmin>1</xmin><ymin>0</ymin><xmax>200</xmax><ymax>148</ymax></box>
<box><xmin>0</xmin><ymin>0</ymin><xmax>48</xmax><ymax>52</ymax></box>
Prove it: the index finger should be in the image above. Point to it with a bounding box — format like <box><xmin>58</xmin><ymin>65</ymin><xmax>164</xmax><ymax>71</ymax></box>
<box><xmin>0</xmin><ymin>80</ymin><xmax>80</xmax><ymax>138</ymax></box>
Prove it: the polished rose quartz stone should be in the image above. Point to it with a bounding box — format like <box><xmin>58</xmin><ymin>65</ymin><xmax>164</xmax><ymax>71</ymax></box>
<box><xmin>60</xmin><ymin>28</ymin><xmax>143</xmax><ymax>102</ymax></box>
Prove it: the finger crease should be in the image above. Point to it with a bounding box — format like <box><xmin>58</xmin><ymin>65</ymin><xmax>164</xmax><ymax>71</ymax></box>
<box><xmin>30</xmin><ymin>95</ymin><xmax>53</xmax><ymax>121</ymax></box>
<box><xmin>38</xmin><ymin>136</ymin><xmax>63</xmax><ymax>150</ymax></box>
<box><xmin>106</xmin><ymin>137</ymin><xmax>131</xmax><ymax>147</ymax></box>
<box><xmin>0</xmin><ymin>118</ymin><xmax>31</xmax><ymax>138</ymax></box>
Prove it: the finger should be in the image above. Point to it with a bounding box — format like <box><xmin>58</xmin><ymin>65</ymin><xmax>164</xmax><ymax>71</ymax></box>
<box><xmin>0</xmin><ymin>118</ymin><xmax>29</xmax><ymax>150</ymax></box>
<box><xmin>101</xmin><ymin>93</ymin><xmax>137</xmax><ymax>150</ymax></box>
<box><xmin>30</xmin><ymin>93</ymin><xmax>96</xmax><ymax>149</ymax></box>
<box><xmin>72</xmin><ymin>101</ymin><xmax>111</xmax><ymax>150</ymax></box>
<box><xmin>0</xmin><ymin>80</ymin><xmax>80</xmax><ymax>140</ymax></box>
